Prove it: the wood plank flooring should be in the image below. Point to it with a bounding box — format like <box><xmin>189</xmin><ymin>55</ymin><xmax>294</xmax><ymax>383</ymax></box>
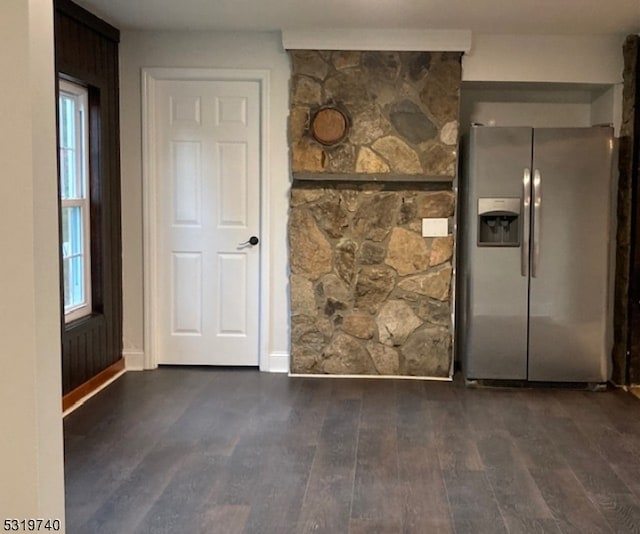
<box><xmin>64</xmin><ymin>368</ymin><xmax>640</xmax><ymax>533</ymax></box>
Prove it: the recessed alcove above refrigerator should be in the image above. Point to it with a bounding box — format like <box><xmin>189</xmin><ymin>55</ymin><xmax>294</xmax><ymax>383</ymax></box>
<box><xmin>459</xmin><ymin>81</ymin><xmax>622</xmax><ymax>136</ymax></box>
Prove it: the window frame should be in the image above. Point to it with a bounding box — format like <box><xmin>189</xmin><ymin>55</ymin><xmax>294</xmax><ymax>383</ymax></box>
<box><xmin>58</xmin><ymin>78</ymin><xmax>92</xmax><ymax>323</ymax></box>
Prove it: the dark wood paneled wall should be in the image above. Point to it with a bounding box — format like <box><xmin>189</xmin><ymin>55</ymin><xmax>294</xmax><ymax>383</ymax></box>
<box><xmin>627</xmin><ymin>35</ymin><xmax>640</xmax><ymax>384</ymax></box>
<box><xmin>54</xmin><ymin>0</ymin><xmax>122</xmax><ymax>394</ymax></box>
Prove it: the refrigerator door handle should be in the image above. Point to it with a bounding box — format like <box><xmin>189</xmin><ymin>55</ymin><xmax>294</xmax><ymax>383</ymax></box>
<box><xmin>532</xmin><ymin>169</ymin><xmax>542</xmax><ymax>278</ymax></box>
<box><xmin>522</xmin><ymin>168</ymin><xmax>531</xmax><ymax>277</ymax></box>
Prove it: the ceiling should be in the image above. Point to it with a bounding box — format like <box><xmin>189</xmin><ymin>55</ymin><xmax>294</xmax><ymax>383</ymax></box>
<box><xmin>74</xmin><ymin>0</ymin><xmax>640</xmax><ymax>35</ymax></box>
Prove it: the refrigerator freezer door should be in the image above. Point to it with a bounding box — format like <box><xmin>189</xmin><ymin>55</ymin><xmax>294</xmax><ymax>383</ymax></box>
<box><xmin>461</xmin><ymin>127</ymin><xmax>532</xmax><ymax>380</ymax></box>
<box><xmin>528</xmin><ymin>128</ymin><xmax>613</xmax><ymax>382</ymax></box>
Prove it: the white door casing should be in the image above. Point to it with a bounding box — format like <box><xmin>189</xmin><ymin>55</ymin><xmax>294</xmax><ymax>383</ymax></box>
<box><xmin>142</xmin><ymin>68</ymin><xmax>270</xmax><ymax>369</ymax></box>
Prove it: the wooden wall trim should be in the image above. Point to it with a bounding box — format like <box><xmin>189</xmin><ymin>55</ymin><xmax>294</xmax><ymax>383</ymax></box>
<box><xmin>62</xmin><ymin>358</ymin><xmax>125</xmax><ymax>412</ymax></box>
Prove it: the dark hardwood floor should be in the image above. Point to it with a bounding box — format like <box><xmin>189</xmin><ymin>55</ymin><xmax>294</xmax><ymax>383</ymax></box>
<box><xmin>64</xmin><ymin>369</ymin><xmax>640</xmax><ymax>533</ymax></box>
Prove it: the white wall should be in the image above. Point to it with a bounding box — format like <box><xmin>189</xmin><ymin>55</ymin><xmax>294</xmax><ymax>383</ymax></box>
<box><xmin>461</xmin><ymin>100</ymin><xmax>593</xmax><ymax>130</ymax></box>
<box><xmin>460</xmin><ymin>34</ymin><xmax>627</xmax><ymax>135</ymax></box>
<box><xmin>120</xmin><ymin>31</ymin><xmax>291</xmax><ymax>369</ymax></box>
<box><xmin>0</xmin><ymin>0</ymin><xmax>65</xmax><ymax>523</ymax></box>
<box><xmin>463</xmin><ymin>34</ymin><xmax>626</xmax><ymax>84</ymax></box>
<box><xmin>591</xmin><ymin>85</ymin><xmax>624</xmax><ymax>129</ymax></box>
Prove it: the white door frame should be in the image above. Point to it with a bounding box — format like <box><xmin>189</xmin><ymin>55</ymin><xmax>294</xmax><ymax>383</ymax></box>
<box><xmin>142</xmin><ymin>67</ymin><xmax>271</xmax><ymax>371</ymax></box>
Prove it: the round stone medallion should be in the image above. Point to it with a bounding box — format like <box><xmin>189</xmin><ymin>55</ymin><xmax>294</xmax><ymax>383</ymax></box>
<box><xmin>311</xmin><ymin>107</ymin><xmax>348</xmax><ymax>146</ymax></box>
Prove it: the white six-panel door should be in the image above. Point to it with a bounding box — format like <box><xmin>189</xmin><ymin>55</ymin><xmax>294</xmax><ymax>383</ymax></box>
<box><xmin>154</xmin><ymin>79</ymin><xmax>261</xmax><ymax>365</ymax></box>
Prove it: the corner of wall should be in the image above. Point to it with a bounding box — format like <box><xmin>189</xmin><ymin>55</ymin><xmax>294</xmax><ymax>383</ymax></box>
<box><xmin>265</xmin><ymin>351</ymin><xmax>290</xmax><ymax>373</ymax></box>
<box><xmin>123</xmin><ymin>349</ymin><xmax>145</xmax><ymax>371</ymax></box>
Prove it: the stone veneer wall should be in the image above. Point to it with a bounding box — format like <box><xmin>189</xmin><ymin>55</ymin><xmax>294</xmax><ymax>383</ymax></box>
<box><xmin>289</xmin><ymin>51</ymin><xmax>461</xmax><ymax>178</ymax></box>
<box><xmin>288</xmin><ymin>51</ymin><xmax>462</xmax><ymax>376</ymax></box>
<box><xmin>289</xmin><ymin>184</ymin><xmax>455</xmax><ymax>376</ymax></box>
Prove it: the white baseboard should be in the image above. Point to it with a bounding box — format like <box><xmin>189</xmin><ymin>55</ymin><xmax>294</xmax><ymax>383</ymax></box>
<box><xmin>123</xmin><ymin>349</ymin><xmax>145</xmax><ymax>371</ymax></box>
<box><xmin>126</xmin><ymin>348</ymin><xmax>286</xmax><ymax>372</ymax></box>
<box><xmin>266</xmin><ymin>351</ymin><xmax>289</xmax><ymax>373</ymax></box>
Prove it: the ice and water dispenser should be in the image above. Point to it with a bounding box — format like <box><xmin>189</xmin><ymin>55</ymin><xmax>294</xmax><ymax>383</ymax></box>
<box><xmin>477</xmin><ymin>198</ymin><xmax>520</xmax><ymax>247</ymax></box>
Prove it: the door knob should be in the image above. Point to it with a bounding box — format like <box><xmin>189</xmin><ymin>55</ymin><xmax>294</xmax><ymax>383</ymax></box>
<box><xmin>239</xmin><ymin>236</ymin><xmax>259</xmax><ymax>246</ymax></box>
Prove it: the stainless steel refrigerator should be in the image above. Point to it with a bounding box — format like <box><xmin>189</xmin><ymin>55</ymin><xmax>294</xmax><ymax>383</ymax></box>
<box><xmin>457</xmin><ymin>126</ymin><xmax>614</xmax><ymax>384</ymax></box>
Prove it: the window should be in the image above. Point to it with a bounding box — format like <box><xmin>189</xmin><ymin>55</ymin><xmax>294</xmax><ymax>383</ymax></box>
<box><xmin>58</xmin><ymin>79</ymin><xmax>92</xmax><ymax>322</ymax></box>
